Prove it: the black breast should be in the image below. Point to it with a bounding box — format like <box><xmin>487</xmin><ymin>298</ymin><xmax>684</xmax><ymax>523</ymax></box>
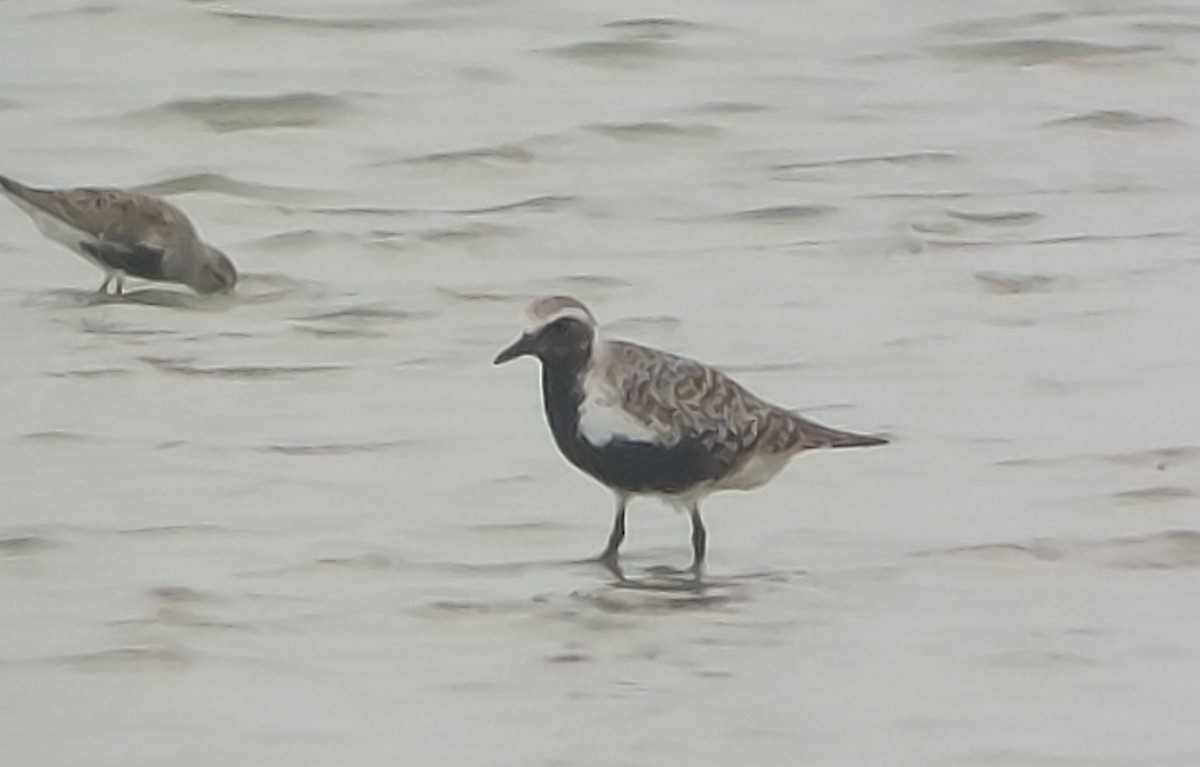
<box><xmin>539</xmin><ymin>360</ymin><xmax>726</xmax><ymax>495</ymax></box>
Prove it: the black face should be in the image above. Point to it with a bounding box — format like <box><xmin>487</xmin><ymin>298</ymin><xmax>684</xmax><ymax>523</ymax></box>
<box><xmin>494</xmin><ymin>316</ymin><xmax>593</xmax><ymax>365</ymax></box>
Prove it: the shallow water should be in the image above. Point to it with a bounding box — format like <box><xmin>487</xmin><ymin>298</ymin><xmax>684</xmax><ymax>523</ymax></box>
<box><xmin>2</xmin><ymin>0</ymin><xmax>1199</xmax><ymax>764</ymax></box>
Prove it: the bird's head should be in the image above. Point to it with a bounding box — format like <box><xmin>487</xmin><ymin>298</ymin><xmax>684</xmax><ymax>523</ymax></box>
<box><xmin>494</xmin><ymin>295</ymin><xmax>597</xmax><ymax>366</ymax></box>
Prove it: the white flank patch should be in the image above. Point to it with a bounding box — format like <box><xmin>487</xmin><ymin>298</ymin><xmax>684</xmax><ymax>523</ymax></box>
<box><xmin>577</xmin><ymin>392</ymin><xmax>662</xmax><ymax>447</ymax></box>
<box><xmin>576</xmin><ymin>349</ymin><xmax>664</xmax><ymax>447</ymax></box>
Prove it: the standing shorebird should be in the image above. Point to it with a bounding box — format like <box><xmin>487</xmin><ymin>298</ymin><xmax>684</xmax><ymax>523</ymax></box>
<box><xmin>0</xmin><ymin>173</ymin><xmax>237</xmax><ymax>295</ymax></box>
<box><xmin>494</xmin><ymin>296</ymin><xmax>888</xmax><ymax>576</ymax></box>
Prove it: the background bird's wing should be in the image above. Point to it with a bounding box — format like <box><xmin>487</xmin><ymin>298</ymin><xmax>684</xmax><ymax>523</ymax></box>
<box><xmin>5</xmin><ymin>181</ymin><xmax>191</xmax><ymax>249</ymax></box>
<box><xmin>49</xmin><ymin>188</ymin><xmax>191</xmax><ymax>248</ymax></box>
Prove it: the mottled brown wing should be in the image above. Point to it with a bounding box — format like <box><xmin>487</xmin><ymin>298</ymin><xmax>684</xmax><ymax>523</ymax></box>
<box><xmin>604</xmin><ymin>341</ymin><xmax>819</xmax><ymax>470</ymax></box>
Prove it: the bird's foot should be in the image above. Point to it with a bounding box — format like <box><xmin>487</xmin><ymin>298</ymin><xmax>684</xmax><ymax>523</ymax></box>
<box><xmin>594</xmin><ymin>551</ymin><xmax>625</xmax><ymax>580</ymax></box>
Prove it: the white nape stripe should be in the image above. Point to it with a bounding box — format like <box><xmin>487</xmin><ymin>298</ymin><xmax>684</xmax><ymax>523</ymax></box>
<box><xmin>525</xmin><ymin>306</ymin><xmax>594</xmax><ymax>335</ymax></box>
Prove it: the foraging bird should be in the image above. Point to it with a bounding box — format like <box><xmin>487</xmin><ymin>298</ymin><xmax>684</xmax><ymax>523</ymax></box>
<box><xmin>0</xmin><ymin>173</ymin><xmax>237</xmax><ymax>295</ymax></box>
<box><xmin>494</xmin><ymin>296</ymin><xmax>887</xmax><ymax>576</ymax></box>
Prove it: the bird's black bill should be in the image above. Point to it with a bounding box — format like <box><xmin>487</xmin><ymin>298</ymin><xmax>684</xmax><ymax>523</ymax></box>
<box><xmin>493</xmin><ymin>333</ymin><xmax>535</xmax><ymax>365</ymax></box>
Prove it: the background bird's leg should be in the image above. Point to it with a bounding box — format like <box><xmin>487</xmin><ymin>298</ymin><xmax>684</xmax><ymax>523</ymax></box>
<box><xmin>688</xmin><ymin>503</ymin><xmax>707</xmax><ymax>575</ymax></box>
<box><xmin>598</xmin><ymin>495</ymin><xmax>627</xmax><ymax>569</ymax></box>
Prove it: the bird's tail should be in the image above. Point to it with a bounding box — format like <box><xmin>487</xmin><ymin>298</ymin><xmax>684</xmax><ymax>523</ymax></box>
<box><xmin>0</xmin><ymin>173</ymin><xmax>26</xmax><ymax>199</ymax></box>
<box><xmin>790</xmin><ymin>413</ymin><xmax>889</xmax><ymax>450</ymax></box>
<box><xmin>825</xmin><ymin>429</ymin><xmax>888</xmax><ymax>449</ymax></box>
<box><xmin>0</xmin><ymin>173</ymin><xmax>40</xmax><ymax>208</ymax></box>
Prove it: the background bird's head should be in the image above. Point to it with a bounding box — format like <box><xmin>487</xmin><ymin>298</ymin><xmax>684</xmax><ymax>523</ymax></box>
<box><xmin>193</xmin><ymin>246</ymin><xmax>238</xmax><ymax>295</ymax></box>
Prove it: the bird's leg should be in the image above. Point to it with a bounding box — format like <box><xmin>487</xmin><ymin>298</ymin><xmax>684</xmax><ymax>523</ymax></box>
<box><xmin>98</xmin><ymin>274</ymin><xmax>112</xmax><ymax>294</ymax></box>
<box><xmin>688</xmin><ymin>503</ymin><xmax>707</xmax><ymax>576</ymax></box>
<box><xmin>597</xmin><ymin>496</ymin><xmax>627</xmax><ymax>572</ymax></box>
<box><xmin>114</xmin><ymin>274</ymin><xmax>125</xmax><ymax>296</ymax></box>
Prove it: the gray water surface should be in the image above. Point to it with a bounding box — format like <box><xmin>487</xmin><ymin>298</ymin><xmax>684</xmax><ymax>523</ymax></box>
<box><xmin>2</xmin><ymin>1</ymin><xmax>1199</xmax><ymax>764</ymax></box>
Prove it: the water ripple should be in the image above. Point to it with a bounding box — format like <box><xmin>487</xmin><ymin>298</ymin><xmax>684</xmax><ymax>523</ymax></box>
<box><xmin>932</xmin><ymin>39</ymin><xmax>1164</xmax><ymax>65</ymax></box>
<box><xmin>0</xmin><ymin>536</ymin><xmax>54</xmax><ymax>555</ymax></box>
<box><xmin>404</xmin><ymin>145</ymin><xmax>537</xmax><ymax>167</ymax></box>
<box><xmin>454</xmin><ymin>195</ymin><xmax>577</xmax><ymax>216</ymax></box>
<box><xmin>974</xmin><ymin>271</ymin><xmax>1065</xmax><ymax>294</ymax></box>
<box><xmin>917</xmin><ymin>530</ymin><xmax>1200</xmax><ymax>570</ymax></box>
<box><xmin>602</xmin><ymin>17</ymin><xmax>704</xmax><ymax>36</ymax></box>
<box><xmin>140</xmin><ymin>357</ymin><xmax>349</xmax><ymax>379</ymax></box>
<box><xmin>136</xmin><ymin>173</ymin><xmax>319</xmax><ymax>203</ymax></box>
<box><xmin>135</xmin><ymin>92</ymin><xmax>351</xmax><ymax>132</ymax></box>
<box><xmin>59</xmin><ymin>645</ymin><xmax>193</xmax><ymax>672</ymax></box>
<box><xmin>257</xmin><ymin>441</ymin><xmax>418</xmax><ymax>456</ymax></box>
<box><xmin>586</xmin><ymin>121</ymin><xmax>720</xmax><ymax>142</ymax></box>
<box><xmin>208</xmin><ymin>9</ymin><xmax>453</xmax><ymax>32</ymax></box>
<box><xmin>1044</xmin><ymin>109</ymin><xmax>1188</xmax><ymax>131</ymax></box>
<box><xmin>543</xmin><ymin>39</ymin><xmax>680</xmax><ymax>68</ymax></box>
<box><xmin>723</xmin><ymin>204</ymin><xmax>836</xmax><ymax>223</ymax></box>
<box><xmin>774</xmin><ymin>150</ymin><xmax>958</xmax><ymax>172</ymax></box>
<box><xmin>947</xmin><ymin>209</ymin><xmax>1041</xmax><ymax>225</ymax></box>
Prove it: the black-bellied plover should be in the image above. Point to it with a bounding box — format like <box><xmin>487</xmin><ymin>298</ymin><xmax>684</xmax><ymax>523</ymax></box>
<box><xmin>0</xmin><ymin>173</ymin><xmax>237</xmax><ymax>295</ymax></box>
<box><xmin>494</xmin><ymin>296</ymin><xmax>887</xmax><ymax>576</ymax></box>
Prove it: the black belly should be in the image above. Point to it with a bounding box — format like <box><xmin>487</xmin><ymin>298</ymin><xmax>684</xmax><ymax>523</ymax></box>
<box><xmin>539</xmin><ymin>361</ymin><xmax>729</xmax><ymax>495</ymax></box>
<box><xmin>573</xmin><ymin>436</ymin><xmax>727</xmax><ymax>494</ymax></box>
